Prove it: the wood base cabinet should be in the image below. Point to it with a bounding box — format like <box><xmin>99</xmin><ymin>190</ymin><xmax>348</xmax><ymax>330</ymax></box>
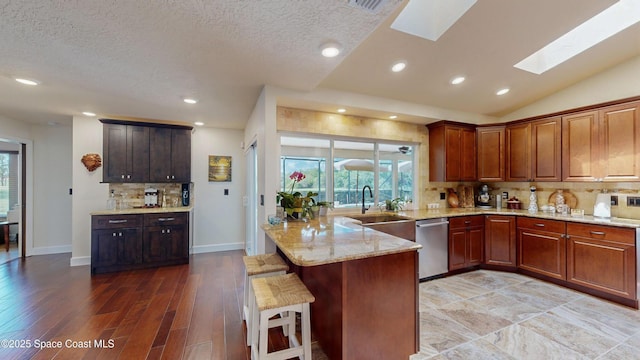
<box><xmin>517</xmin><ymin>217</ymin><xmax>566</xmax><ymax>280</ymax></box>
<box><xmin>567</xmin><ymin>223</ymin><xmax>636</xmax><ymax>300</ymax></box>
<box><xmin>449</xmin><ymin>216</ymin><xmax>484</xmax><ymax>270</ymax></box>
<box><xmin>91</xmin><ymin>212</ymin><xmax>189</xmax><ymax>274</ymax></box>
<box><xmin>484</xmin><ymin>215</ymin><xmax>516</xmax><ymax>268</ymax></box>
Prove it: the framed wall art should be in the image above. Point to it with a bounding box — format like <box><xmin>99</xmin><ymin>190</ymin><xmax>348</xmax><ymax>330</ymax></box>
<box><xmin>208</xmin><ymin>155</ymin><xmax>232</xmax><ymax>182</ymax></box>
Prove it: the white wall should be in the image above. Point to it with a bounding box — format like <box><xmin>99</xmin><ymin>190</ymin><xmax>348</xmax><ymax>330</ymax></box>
<box><xmin>502</xmin><ymin>55</ymin><xmax>640</xmax><ymax>121</ymax></box>
<box><xmin>31</xmin><ymin>124</ymin><xmax>73</xmax><ymax>254</ymax></box>
<box><xmin>191</xmin><ymin>127</ymin><xmax>246</xmax><ymax>253</ymax></box>
<box><xmin>71</xmin><ymin>116</ymin><xmax>107</xmax><ymax>265</ymax></box>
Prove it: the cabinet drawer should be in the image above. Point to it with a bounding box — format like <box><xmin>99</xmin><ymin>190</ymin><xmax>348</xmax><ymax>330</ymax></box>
<box><xmin>567</xmin><ymin>223</ymin><xmax>635</xmax><ymax>244</ymax></box>
<box><xmin>92</xmin><ymin>214</ymin><xmax>143</xmax><ymax>230</ymax></box>
<box><xmin>144</xmin><ymin>212</ymin><xmax>188</xmax><ymax>227</ymax></box>
<box><xmin>517</xmin><ymin>217</ymin><xmax>566</xmax><ymax>234</ymax></box>
<box><xmin>449</xmin><ymin>215</ymin><xmax>484</xmax><ymax>229</ymax></box>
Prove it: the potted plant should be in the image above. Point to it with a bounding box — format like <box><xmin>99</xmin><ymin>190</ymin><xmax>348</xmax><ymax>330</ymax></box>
<box><xmin>384</xmin><ymin>198</ymin><xmax>404</xmax><ymax>212</ymax></box>
<box><xmin>316</xmin><ymin>201</ymin><xmax>333</xmax><ymax>216</ymax></box>
<box><xmin>277</xmin><ymin>171</ymin><xmax>318</xmax><ymax>219</ymax></box>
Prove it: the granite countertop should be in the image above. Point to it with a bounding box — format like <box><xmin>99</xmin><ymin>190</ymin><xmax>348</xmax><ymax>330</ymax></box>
<box><xmin>91</xmin><ymin>206</ymin><xmax>193</xmax><ymax>216</ymax></box>
<box><xmin>398</xmin><ymin>208</ymin><xmax>640</xmax><ymax>228</ymax></box>
<box><xmin>261</xmin><ymin>216</ymin><xmax>421</xmax><ymax>267</ymax></box>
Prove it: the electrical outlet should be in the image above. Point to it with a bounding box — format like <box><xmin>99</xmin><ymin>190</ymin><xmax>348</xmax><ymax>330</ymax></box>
<box><xmin>627</xmin><ymin>196</ymin><xmax>640</xmax><ymax>207</ymax></box>
<box><xmin>611</xmin><ymin>195</ymin><xmax>618</xmax><ymax>206</ymax></box>
<box><xmin>502</xmin><ymin>192</ymin><xmax>508</xmax><ymax>199</ymax></box>
<box><xmin>224</xmin><ymin>189</ymin><xmax>229</xmax><ymax>195</ymax></box>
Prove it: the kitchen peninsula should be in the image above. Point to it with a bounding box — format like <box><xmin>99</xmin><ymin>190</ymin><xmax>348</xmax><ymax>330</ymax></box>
<box><xmin>262</xmin><ymin>216</ymin><xmax>421</xmax><ymax>360</ymax></box>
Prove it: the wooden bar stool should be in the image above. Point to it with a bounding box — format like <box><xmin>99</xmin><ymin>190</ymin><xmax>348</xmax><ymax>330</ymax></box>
<box><xmin>250</xmin><ymin>273</ymin><xmax>315</xmax><ymax>360</ymax></box>
<box><xmin>243</xmin><ymin>253</ymin><xmax>289</xmax><ymax>346</ymax></box>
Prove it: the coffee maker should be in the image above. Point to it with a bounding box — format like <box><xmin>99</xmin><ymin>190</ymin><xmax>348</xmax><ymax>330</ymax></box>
<box><xmin>476</xmin><ymin>184</ymin><xmax>491</xmax><ymax>208</ymax></box>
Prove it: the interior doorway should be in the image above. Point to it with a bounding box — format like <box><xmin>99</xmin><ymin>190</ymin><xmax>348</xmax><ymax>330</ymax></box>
<box><xmin>0</xmin><ymin>140</ymin><xmax>25</xmax><ymax>264</ymax></box>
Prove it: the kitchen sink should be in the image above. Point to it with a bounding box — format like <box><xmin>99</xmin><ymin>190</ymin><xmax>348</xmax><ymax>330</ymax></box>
<box><xmin>347</xmin><ymin>214</ymin><xmax>415</xmax><ymax>241</ymax></box>
<box><xmin>347</xmin><ymin>214</ymin><xmax>413</xmax><ymax>224</ymax></box>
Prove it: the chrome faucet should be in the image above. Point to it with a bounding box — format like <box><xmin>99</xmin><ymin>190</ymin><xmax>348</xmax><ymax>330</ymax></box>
<box><xmin>362</xmin><ymin>185</ymin><xmax>373</xmax><ymax>214</ymax></box>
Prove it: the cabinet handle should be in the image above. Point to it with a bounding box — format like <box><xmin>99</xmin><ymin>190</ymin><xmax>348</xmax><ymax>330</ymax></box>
<box><xmin>464</xmin><ymin>221</ymin><xmax>471</xmax><ymax>224</ymax></box>
<box><xmin>590</xmin><ymin>231</ymin><xmax>605</xmax><ymax>236</ymax></box>
<box><xmin>171</xmin><ymin>175</ymin><xmax>175</xmax><ymax>179</ymax></box>
<box><xmin>112</xmin><ymin>232</ymin><xmax>117</xmax><ymax>237</ymax></box>
<box><xmin>158</xmin><ymin>217</ymin><xmax>175</xmax><ymax>222</ymax></box>
<box><xmin>166</xmin><ymin>175</ymin><xmax>170</xmax><ymax>180</ymax></box>
<box><xmin>108</xmin><ymin>219</ymin><xmax>128</xmax><ymax>224</ymax></box>
<box><xmin>534</xmin><ymin>223</ymin><xmax>545</xmax><ymax>227</ymax></box>
<box><xmin>118</xmin><ymin>232</ymin><xmax>122</xmax><ymax>237</ymax></box>
<box><xmin>162</xmin><ymin>229</ymin><xmax>165</xmax><ymax>234</ymax></box>
<box><xmin>121</xmin><ymin>174</ymin><xmax>125</xmax><ymax>179</ymax></box>
<box><xmin>167</xmin><ymin>229</ymin><xmax>171</xmax><ymax>234</ymax></box>
<box><xmin>127</xmin><ymin>175</ymin><xmax>131</xmax><ymax>179</ymax></box>
<box><xmin>560</xmin><ymin>234</ymin><xmax>566</xmax><ymax>238</ymax></box>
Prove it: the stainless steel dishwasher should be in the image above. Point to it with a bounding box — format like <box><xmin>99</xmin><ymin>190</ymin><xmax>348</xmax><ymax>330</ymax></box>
<box><xmin>416</xmin><ymin>218</ymin><xmax>449</xmax><ymax>280</ymax></box>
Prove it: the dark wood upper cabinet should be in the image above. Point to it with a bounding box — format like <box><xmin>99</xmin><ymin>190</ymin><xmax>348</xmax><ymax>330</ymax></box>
<box><xmin>103</xmin><ymin>124</ymin><xmax>150</xmax><ymax>182</ymax></box>
<box><xmin>101</xmin><ymin>119</ymin><xmax>191</xmax><ymax>183</ymax></box>
<box><xmin>149</xmin><ymin>127</ymin><xmax>191</xmax><ymax>183</ymax></box>
<box><xmin>477</xmin><ymin>126</ymin><xmax>505</xmax><ymax>181</ymax></box>
<box><xmin>428</xmin><ymin>121</ymin><xmax>476</xmax><ymax>181</ymax></box>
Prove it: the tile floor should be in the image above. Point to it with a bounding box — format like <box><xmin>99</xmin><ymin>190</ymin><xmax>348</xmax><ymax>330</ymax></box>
<box><xmin>411</xmin><ymin>270</ymin><xmax>640</xmax><ymax>360</ymax></box>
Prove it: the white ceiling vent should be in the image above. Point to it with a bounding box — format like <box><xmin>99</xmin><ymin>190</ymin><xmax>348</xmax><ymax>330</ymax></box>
<box><xmin>348</xmin><ymin>0</ymin><xmax>388</xmax><ymax>13</ymax></box>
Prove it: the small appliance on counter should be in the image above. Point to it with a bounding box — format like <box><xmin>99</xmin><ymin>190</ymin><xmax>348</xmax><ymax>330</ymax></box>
<box><xmin>182</xmin><ymin>183</ymin><xmax>191</xmax><ymax>206</ymax></box>
<box><xmin>593</xmin><ymin>192</ymin><xmax>612</xmax><ymax>218</ymax></box>
<box><xmin>144</xmin><ymin>188</ymin><xmax>159</xmax><ymax>207</ymax></box>
<box><xmin>476</xmin><ymin>184</ymin><xmax>491</xmax><ymax>208</ymax></box>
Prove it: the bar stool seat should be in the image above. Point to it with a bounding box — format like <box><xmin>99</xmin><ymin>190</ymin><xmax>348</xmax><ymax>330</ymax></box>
<box><xmin>250</xmin><ymin>273</ymin><xmax>315</xmax><ymax>360</ymax></box>
<box><xmin>243</xmin><ymin>253</ymin><xmax>289</xmax><ymax>346</ymax></box>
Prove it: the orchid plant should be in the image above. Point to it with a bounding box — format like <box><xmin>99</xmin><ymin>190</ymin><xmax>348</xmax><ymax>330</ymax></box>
<box><xmin>277</xmin><ymin>171</ymin><xmax>318</xmax><ymax>218</ymax></box>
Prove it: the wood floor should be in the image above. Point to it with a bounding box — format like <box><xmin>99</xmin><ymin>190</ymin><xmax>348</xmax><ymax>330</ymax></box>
<box><xmin>0</xmin><ymin>250</ymin><xmax>305</xmax><ymax>360</ymax></box>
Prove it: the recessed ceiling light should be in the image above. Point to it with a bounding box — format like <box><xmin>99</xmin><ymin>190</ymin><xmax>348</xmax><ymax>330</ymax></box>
<box><xmin>496</xmin><ymin>88</ymin><xmax>510</xmax><ymax>96</ymax></box>
<box><xmin>389</xmin><ymin>115</ymin><xmax>398</xmax><ymax>119</ymax></box>
<box><xmin>514</xmin><ymin>0</ymin><xmax>640</xmax><ymax>74</ymax></box>
<box><xmin>82</xmin><ymin>112</ymin><xmax>96</xmax><ymax>117</ymax></box>
<box><xmin>337</xmin><ymin>108</ymin><xmax>346</xmax><ymax>113</ymax></box>
<box><xmin>321</xmin><ymin>42</ymin><xmax>341</xmax><ymax>58</ymax></box>
<box><xmin>15</xmin><ymin>78</ymin><xmax>40</xmax><ymax>86</ymax></box>
<box><xmin>451</xmin><ymin>76</ymin><xmax>465</xmax><ymax>85</ymax></box>
<box><xmin>194</xmin><ymin>121</ymin><xmax>204</xmax><ymax>126</ymax></box>
<box><xmin>391</xmin><ymin>61</ymin><xmax>406</xmax><ymax>72</ymax></box>
<box><xmin>183</xmin><ymin>98</ymin><xmax>198</xmax><ymax>104</ymax></box>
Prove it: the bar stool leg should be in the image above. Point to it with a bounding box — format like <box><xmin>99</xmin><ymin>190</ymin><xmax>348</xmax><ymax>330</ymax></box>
<box><xmin>302</xmin><ymin>303</ymin><xmax>311</xmax><ymax>359</ymax></box>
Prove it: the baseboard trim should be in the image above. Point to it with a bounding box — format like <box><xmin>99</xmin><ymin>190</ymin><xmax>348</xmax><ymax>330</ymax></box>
<box><xmin>70</xmin><ymin>256</ymin><xmax>91</xmax><ymax>267</ymax></box>
<box><xmin>191</xmin><ymin>242</ymin><xmax>244</xmax><ymax>254</ymax></box>
<box><xmin>29</xmin><ymin>245</ymin><xmax>72</xmax><ymax>256</ymax></box>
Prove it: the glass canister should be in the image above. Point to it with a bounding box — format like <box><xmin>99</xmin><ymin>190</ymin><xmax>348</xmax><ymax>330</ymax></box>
<box><xmin>528</xmin><ymin>186</ymin><xmax>538</xmax><ymax>212</ymax></box>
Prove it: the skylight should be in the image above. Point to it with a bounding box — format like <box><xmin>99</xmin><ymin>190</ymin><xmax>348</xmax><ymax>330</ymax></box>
<box><xmin>515</xmin><ymin>0</ymin><xmax>640</xmax><ymax>75</ymax></box>
<box><xmin>390</xmin><ymin>0</ymin><xmax>477</xmax><ymax>41</ymax></box>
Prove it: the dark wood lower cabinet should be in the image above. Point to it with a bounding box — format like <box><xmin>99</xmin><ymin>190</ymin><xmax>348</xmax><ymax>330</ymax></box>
<box><xmin>91</xmin><ymin>212</ymin><xmax>189</xmax><ymax>274</ymax></box>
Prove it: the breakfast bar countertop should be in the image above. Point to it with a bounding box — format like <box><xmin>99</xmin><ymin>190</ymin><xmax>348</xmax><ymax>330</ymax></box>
<box><xmin>261</xmin><ymin>216</ymin><xmax>421</xmax><ymax>267</ymax></box>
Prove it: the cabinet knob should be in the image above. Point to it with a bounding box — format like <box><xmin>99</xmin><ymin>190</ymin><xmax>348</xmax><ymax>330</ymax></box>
<box><xmin>119</xmin><ymin>232</ymin><xmax>122</xmax><ymax>237</ymax></box>
<box><xmin>112</xmin><ymin>232</ymin><xmax>116</xmax><ymax>237</ymax></box>
<box><xmin>167</xmin><ymin>229</ymin><xmax>171</xmax><ymax>234</ymax></box>
<box><xmin>166</xmin><ymin>175</ymin><xmax>170</xmax><ymax>180</ymax></box>
<box><xmin>162</xmin><ymin>229</ymin><xmax>165</xmax><ymax>234</ymax></box>
<box><xmin>127</xmin><ymin>175</ymin><xmax>131</xmax><ymax>179</ymax></box>
<box><xmin>171</xmin><ymin>175</ymin><xmax>175</xmax><ymax>180</ymax></box>
<box><xmin>121</xmin><ymin>175</ymin><xmax>125</xmax><ymax>179</ymax></box>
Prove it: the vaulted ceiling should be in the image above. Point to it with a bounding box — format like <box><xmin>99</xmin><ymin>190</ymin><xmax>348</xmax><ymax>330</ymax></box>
<box><xmin>0</xmin><ymin>0</ymin><xmax>638</xmax><ymax>128</ymax></box>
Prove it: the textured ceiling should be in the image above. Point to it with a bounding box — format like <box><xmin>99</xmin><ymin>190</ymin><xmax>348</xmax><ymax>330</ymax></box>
<box><xmin>0</xmin><ymin>0</ymin><xmax>638</xmax><ymax>128</ymax></box>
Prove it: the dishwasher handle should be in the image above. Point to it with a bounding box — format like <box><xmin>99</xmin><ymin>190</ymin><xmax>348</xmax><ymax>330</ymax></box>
<box><xmin>416</xmin><ymin>221</ymin><xmax>449</xmax><ymax>228</ymax></box>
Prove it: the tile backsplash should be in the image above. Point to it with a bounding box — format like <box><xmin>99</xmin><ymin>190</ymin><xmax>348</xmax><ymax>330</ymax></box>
<box><xmin>108</xmin><ymin>183</ymin><xmax>189</xmax><ymax>209</ymax></box>
<box><xmin>424</xmin><ymin>181</ymin><xmax>640</xmax><ymax>220</ymax></box>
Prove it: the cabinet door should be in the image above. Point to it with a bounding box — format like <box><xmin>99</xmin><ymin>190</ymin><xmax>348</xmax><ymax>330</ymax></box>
<box><xmin>92</xmin><ymin>228</ymin><xmax>142</xmax><ymax>270</ymax></box>
<box><xmin>445</xmin><ymin>127</ymin><xmax>462</xmax><ymax>181</ymax></box>
<box><xmin>448</xmin><ymin>228</ymin><xmax>467</xmax><ymax>271</ymax></box>
<box><xmin>143</xmin><ymin>225</ymin><xmax>188</xmax><ymax>263</ymax></box>
<box><xmin>170</xmin><ymin>129</ymin><xmax>192</xmax><ymax>183</ymax></box>
<box><xmin>562</xmin><ymin>111</ymin><xmax>599</xmax><ymax>181</ymax></box>
<box><xmin>477</xmin><ymin>126</ymin><xmax>504</xmax><ymax>181</ymax></box>
<box><xmin>460</xmin><ymin>128</ymin><xmax>477</xmax><ymax>181</ymax></box>
<box><xmin>599</xmin><ymin>101</ymin><xmax>640</xmax><ymax>181</ymax></box>
<box><xmin>517</xmin><ymin>227</ymin><xmax>566</xmax><ymax>280</ymax></box>
<box><xmin>149</xmin><ymin>127</ymin><xmax>173</xmax><ymax>182</ymax></box>
<box><xmin>127</xmin><ymin>126</ymin><xmax>150</xmax><ymax>182</ymax></box>
<box><xmin>566</xmin><ymin>223</ymin><xmax>636</xmax><ymax>300</ymax></box>
<box><xmin>484</xmin><ymin>215</ymin><xmax>516</xmax><ymax>267</ymax></box>
<box><xmin>103</xmin><ymin>124</ymin><xmax>128</xmax><ymax>182</ymax></box>
<box><xmin>506</xmin><ymin>123</ymin><xmax>531</xmax><ymax>181</ymax></box>
<box><xmin>531</xmin><ymin>117</ymin><xmax>561</xmax><ymax>181</ymax></box>
<box><xmin>165</xmin><ymin>225</ymin><xmax>188</xmax><ymax>261</ymax></box>
<box><xmin>467</xmin><ymin>226</ymin><xmax>484</xmax><ymax>266</ymax></box>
